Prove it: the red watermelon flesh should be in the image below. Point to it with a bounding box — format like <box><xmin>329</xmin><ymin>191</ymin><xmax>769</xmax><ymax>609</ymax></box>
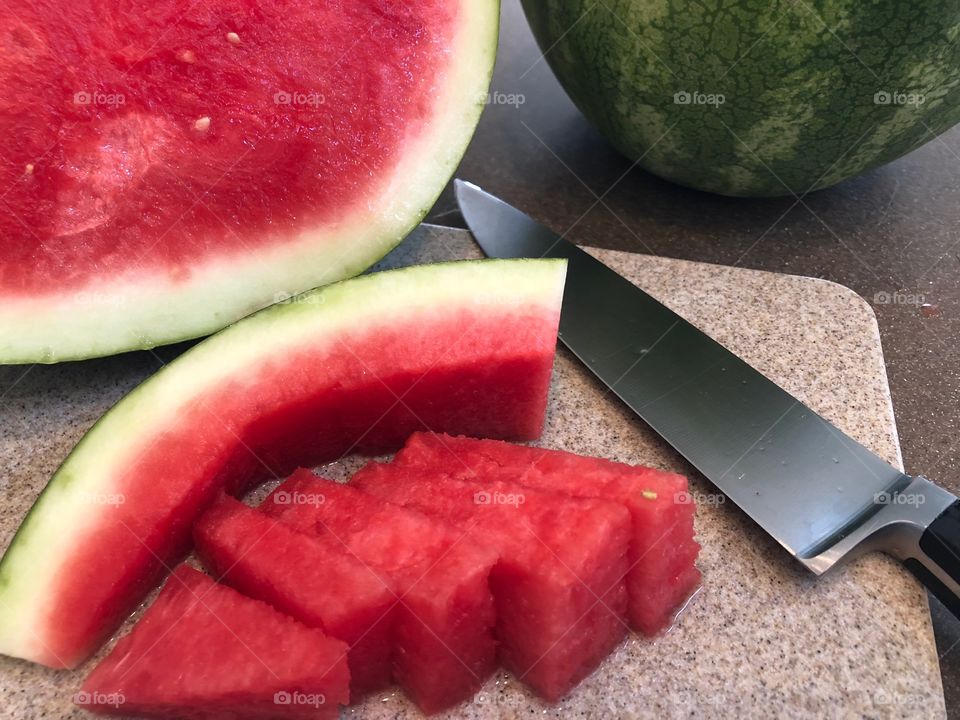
<box><xmin>0</xmin><ymin>0</ymin><xmax>500</xmax><ymax>364</ymax></box>
<box><xmin>396</xmin><ymin>433</ymin><xmax>702</xmax><ymax>635</ymax></box>
<box><xmin>351</xmin><ymin>461</ymin><xmax>631</xmax><ymax>702</ymax></box>
<box><xmin>193</xmin><ymin>495</ymin><xmax>396</xmax><ymax>697</ymax></box>
<box><xmin>262</xmin><ymin>470</ymin><xmax>498</xmax><ymax>715</ymax></box>
<box><xmin>2</xmin><ymin>0</ymin><xmax>453</xmax><ymax>292</ymax></box>
<box><xmin>79</xmin><ymin>565</ymin><xmax>349</xmax><ymax>719</ymax></box>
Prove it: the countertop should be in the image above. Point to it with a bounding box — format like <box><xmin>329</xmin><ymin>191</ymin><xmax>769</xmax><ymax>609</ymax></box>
<box><xmin>427</xmin><ymin>1</ymin><xmax>960</xmax><ymax>716</ymax></box>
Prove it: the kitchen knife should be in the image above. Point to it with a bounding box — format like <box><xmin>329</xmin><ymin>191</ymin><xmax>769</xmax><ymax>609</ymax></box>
<box><xmin>455</xmin><ymin>179</ymin><xmax>960</xmax><ymax>616</ymax></box>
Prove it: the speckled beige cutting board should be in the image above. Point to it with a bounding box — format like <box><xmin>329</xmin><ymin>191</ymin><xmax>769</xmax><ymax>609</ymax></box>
<box><xmin>0</xmin><ymin>225</ymin><xmax>945</xmax><ymax>719</ymax></box>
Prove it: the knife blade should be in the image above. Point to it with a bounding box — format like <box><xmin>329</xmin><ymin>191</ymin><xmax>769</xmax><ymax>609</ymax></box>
<box><xmin>455</xmin><ymin>179</ymin><xmax>960</xmax><ymax>616</ymax></box>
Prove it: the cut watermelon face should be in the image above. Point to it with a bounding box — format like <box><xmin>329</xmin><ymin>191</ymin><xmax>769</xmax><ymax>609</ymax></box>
<box><xmin>395</xmin><ymin>432</ymin><xmax>702</xmax><ymax>635</ymax></box>
<box><xmin>79</xmin><ymin>565</ymin><xmax>349</xmax><ymax>719</ymax></box>
<box><xmin>262</xmin><ymin>470</ymin><xmax>498</xmax><ymax>715</ymax></box>
<box><xmin>352</xmin><ymin>461</ymin><xmax>631</xmax><ymax>702</ymax></box>
<box><xmin>193</xmin><ymin>495</ymin><xmax>396</xmax><ymax>698</ymax></box>
<box><xmin>0</xmin><ymin>0</ymin><xmax>499</xmax><ymax>363</ymax></box>
<box><xmin>0</xmin><ymin>259</ymin><xmax>565</xmax><ymax>669</ymax></box>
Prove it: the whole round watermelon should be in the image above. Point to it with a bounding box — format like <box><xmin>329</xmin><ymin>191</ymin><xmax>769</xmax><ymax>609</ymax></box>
<box><xmin>522</xmin><ymin>0</ymin><xmax>960</xmax><ymax>197</ymax></box>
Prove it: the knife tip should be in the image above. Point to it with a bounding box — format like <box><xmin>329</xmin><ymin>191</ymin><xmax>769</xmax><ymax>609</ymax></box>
<box><xmin>454</xmin><ymin>178</ymin><xmax>481</xmax><ymax>199</ymax></box>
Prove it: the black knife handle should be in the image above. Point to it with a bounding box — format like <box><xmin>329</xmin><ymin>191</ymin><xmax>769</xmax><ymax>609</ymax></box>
<box><xmin>906</xmin><ymin>500</ymin><xmax>960</xmax><ymax>618</ymax></box>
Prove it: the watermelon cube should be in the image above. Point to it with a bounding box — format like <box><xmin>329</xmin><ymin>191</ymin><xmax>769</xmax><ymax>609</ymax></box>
<box><xmin>395</xmin><ymin>432</ymin><xmax>702</xmax><ymax>635</ymax></box>
<box><xmin>79</xmin><ymin>565</ymin><xmax>349</xmax><ymax>719</ymax></box>
<box><xmin>261</xmin><ymin>470</ymin><xmax>497</xmax><ymax>715</ymax></box>
<box><xmin>193</xmin><ymin>495</ymin><xmax>396</xmax><ymax>697</ymax></box>
<box><xmin>352</xmin><ymin>461</ymin><xmax>631</xmax><ymax>702</ymax></box>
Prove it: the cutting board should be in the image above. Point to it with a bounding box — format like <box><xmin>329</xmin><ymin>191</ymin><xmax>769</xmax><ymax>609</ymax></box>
<box><xmin>0</xmin><ymin>224</ymin><xmax>944</xmax><ymax>719</ymax></box>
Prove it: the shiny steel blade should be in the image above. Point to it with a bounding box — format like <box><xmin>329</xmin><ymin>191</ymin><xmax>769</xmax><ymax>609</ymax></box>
<box><xmin>455</xmin><ymin>180</ymin><xmax>911</xmax><ymax>563</ymax></box>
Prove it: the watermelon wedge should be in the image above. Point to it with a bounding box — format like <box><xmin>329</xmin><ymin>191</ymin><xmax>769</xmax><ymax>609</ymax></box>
<box><xmin>0</xmin><ymin>259</ymin><xmax>565</xmax><ymax>669</ymax></box>
<box><xmin>0</xmin><ymin>0</ymin><xmax>498</xmax><ymax>363</ymax></box>
<box><xmin>193</xmin><ymin>495</ymin><xmax>396</xmax><ymax>697</ymax></box>
<box><xmin>352</xmin><ymin>461</ymin><xmax>631</xmax><ymax>701</ymax></box>
<box><xmin>79</xmin><ymin>565</ymin><xmax>350</xmax><ymax>719</ymax></box>
<box><xmin>262</xmin><ymin>470</ymin><xmax>498</xmax><ymax>714</ymax></box>
<box><xmin>395</xmin><ymin>432</ymin><xmax>702</xmax><ymax>634</ymax></box>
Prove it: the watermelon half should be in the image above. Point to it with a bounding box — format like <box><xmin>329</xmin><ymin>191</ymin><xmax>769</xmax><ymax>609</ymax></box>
<box><xmin>0</xmin><ymin>258</ymin><xmax>566</xmax><ymax>669</ymax></box>
<box><xmin>0</xmin><ymin>0</ymin><xmax>498</xmax><ymax>363</ymax></box>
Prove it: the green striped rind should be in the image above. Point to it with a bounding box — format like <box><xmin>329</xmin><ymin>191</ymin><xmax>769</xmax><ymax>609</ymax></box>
<box><xmin>0</xmin><ymin>257</ymin><xmax>567</xmax><ymax>667</ymax></box>
<box><xmin>0</xmin><ymin>0</ymin><xmax>500</xmax><ymax>364</ymax></box>
<box><xmin>523</xmin><ymin>0</ymin><xmax>960</xmax><ymax>197</ymax></box>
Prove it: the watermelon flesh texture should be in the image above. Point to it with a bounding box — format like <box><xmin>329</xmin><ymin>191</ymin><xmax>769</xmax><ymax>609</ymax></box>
<box><xmin>396</xmin><ymin>432</ymin><xmax>701</xmax><ymax>635</ymax></box>
<box><xmin>0</xmin><ymin>259</ymin><xmax>565</xmax><ymax>669</ymax></box>
<box><xmin>352</xmin><ymin>461</ymin><xmax>631</xmax><ymax>702</ymax></box>
<box><xmin>0</xmin><ymin>0</ymin><xmax>499</xmax><ymax>362</ymax></box>
<box><xmin>262</xmin><ymin>470</ymin><xmax>499</xmax><ymax>715</ymax></box>
<box><xmin>80</xmin><ymin>565</ymin><xmax>349</xmax><ymax>719</ymax></box>
<box><xmin>193</xmin><ymin>495</ymin><xmax>396</xmax><ymax>697</ymax></box>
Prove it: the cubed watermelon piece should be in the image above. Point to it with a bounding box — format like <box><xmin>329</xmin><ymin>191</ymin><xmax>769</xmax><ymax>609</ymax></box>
<box><xmin>261</xmin><ymin>470</ymin><xmax>497</xmax><ymax>715</ymax></box>
<box><xmin>193</xmin><ymin>495</ymin><xmax>396</xmax><ymax>697</ymax></box>
<box><xmin>79</xmin><ymin>565</ymin><xmax>349</xmax><ymax>719</ymax></box>
<box><xmin>395</xmin><ymin>432</ymin><xmax>702</xmax><ymax>635</ymax></box>
<box><xmin>352</xmin><ymin>461</ymin><xmax>631</xmax><ymax>702</ymax></box>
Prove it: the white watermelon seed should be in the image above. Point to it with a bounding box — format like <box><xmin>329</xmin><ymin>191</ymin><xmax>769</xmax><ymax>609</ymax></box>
<box><xmin>641</xmin><ymin>489</ymin><xmax>658</xmax><ymax>500</ymax></box>
<box><xmin>226</xmin><ymin>32</ymin><xmax>240</xmax><ymax>45</ymax></box>
<box><xmin>178</xmin><ymin>49</ymin><xmax>196</xmax><ymax>64</ymax></box>
<box><xmin>194</xmin><ymin>116</ymin><xmax>211</xmax><ymax>132</ymax></box>
<box><xmin>24</xmin><ymin>163</ymin><xmax>34</xmax><ymax>175</ymax></box>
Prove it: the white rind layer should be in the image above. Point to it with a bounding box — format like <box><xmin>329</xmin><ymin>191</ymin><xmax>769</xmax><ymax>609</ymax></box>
<box><xmin>0</xmin><ymin>0</ymin><xmax>500</xmax><ymax>363</ymax></box>
<box><xmin>0</xmin><ymin>258</ymin><xmax>567</xmax><ymax>666</ymax></box>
